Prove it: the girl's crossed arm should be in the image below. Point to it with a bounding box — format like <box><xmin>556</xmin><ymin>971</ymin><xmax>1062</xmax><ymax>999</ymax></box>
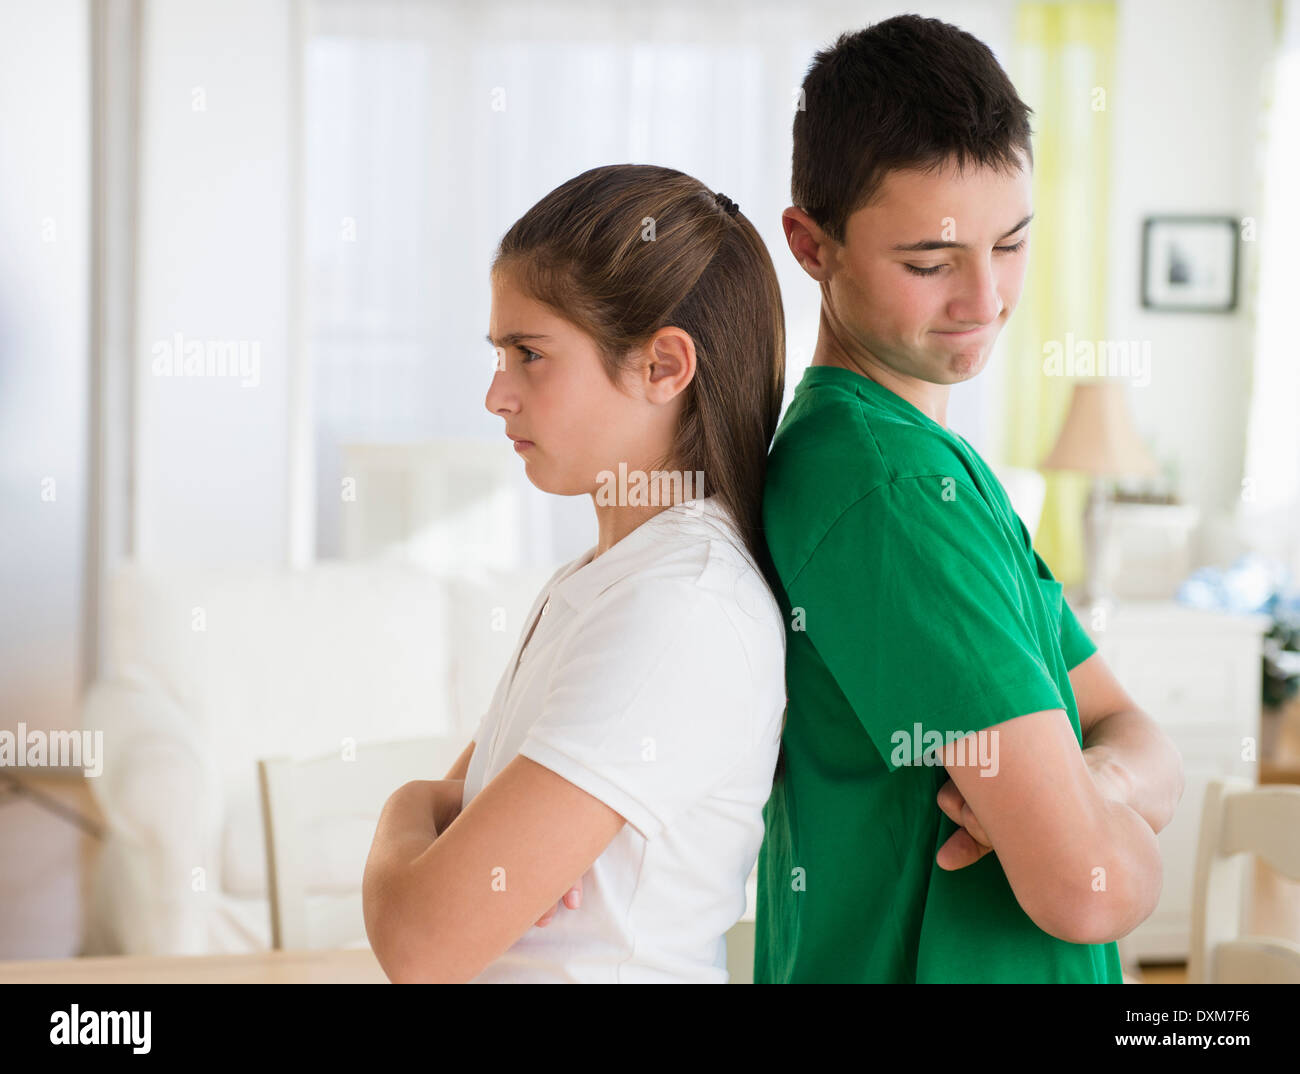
<box><xmin>362</xmin><ymin>756</ymin><xmax>625</xmax><ymax>982</ymax></box>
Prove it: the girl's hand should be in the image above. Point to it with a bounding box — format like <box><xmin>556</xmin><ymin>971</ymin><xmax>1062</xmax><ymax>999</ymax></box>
<box><xmin>534</xmin><ymin>880</ymin><xmax>583</xmax><ymax>927</ymax></box>
<box><xmin>935</xmin><ymin>776</ymin><xmax>994</xmax><ymax>870</ymax></box>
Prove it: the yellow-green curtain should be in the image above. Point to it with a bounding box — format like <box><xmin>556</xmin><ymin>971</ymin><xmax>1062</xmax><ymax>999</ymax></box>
<box><xmin>1007</xmin><ymin>1</ymin><xmax>1117</xmax><ymax>587</ymax></box>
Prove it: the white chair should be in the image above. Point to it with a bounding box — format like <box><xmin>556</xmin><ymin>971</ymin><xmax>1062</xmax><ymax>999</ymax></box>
<box><xmin>722</xmin><ymin>864</ymin><xmax>761</xmax><ymax>983</ymax></box>
<box><xmin>725</xmin><ymin>919</ymin><xmax>756</xmax><ymax>984</ymax></box>
<box><xmin>1188</xmin><ymin>778</ymin><xmax>1300</xmax><ymax>983</ymax></box>
<box><xmin>257</xmin><ymin>736</ymin><xmax>461</xmax><ymax>951</ymax></box>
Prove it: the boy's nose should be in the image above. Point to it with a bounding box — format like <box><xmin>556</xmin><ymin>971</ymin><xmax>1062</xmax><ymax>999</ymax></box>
<box><xmin>949</xmin><ymin>264</ymin><xmax>1003</xmax><ymax>326</ymax></box>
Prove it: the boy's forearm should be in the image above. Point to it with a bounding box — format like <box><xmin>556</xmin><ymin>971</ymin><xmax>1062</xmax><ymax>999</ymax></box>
<box><xmin>1077</xmin><ymin>793</ymin><xmax>1164</xmax><ymax>944</ymax></box>
<box><xmin>1082</xmin><ymin>707</ymin><xmax>1184</xmax><ymax>834</ymax></box>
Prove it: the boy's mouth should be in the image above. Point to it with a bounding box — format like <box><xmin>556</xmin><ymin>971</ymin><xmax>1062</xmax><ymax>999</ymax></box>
<box><xmin>933</xmin><ymin>329</ymin><xmax>995</xmax><ymax>349</ymax></box>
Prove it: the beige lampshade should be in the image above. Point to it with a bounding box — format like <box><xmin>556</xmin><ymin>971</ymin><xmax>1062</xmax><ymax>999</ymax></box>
<box><xmin>1040</xmin><ymin>381</ymin><xmax>1160</xmax><ymax>477</ymax></box>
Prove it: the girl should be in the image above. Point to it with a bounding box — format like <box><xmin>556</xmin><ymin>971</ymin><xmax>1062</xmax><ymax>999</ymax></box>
<box><xmin>363</xmin><ymin>163</ymin><xmax>787</xmax><ymax>983</ymax></box>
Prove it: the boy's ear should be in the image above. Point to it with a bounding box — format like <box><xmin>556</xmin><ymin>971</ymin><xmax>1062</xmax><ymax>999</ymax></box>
<box><xmin>782</xmin><ymin>206</ymin><xmax>836</xmax><ymax>283</ymax></box>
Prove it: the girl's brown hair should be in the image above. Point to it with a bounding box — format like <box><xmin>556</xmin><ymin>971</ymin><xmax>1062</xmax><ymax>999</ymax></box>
<box><xmin>492</xmin><ymin>163</ymin><xmax>786</xmax><ymax>586</ymax></box>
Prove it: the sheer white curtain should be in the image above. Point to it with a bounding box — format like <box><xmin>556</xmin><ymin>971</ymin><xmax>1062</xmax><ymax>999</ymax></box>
<box><xmin>301</xmin><ymin>0</ymin><xmax>1015</xmax><ymax>563</ymax></box>
<box><xmin>1241</xmin><ymin>0</ymin><xmax>1300</xmax><ymax>567</ymax></box>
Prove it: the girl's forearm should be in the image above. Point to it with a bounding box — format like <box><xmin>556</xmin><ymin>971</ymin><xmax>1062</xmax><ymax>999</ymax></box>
<box><xmin>433</xmin><ymin>779</ymin><xmax>466</xmax><ymax>834</ymax></box>
<box><xmin>366</xmin><ymin>780</ymin><xmax>465</xmax><ymax>873</ymax></box>
<box><xmin>363</xmin><ymin>779</ymin><xmax>464</xmax><ymax>970</ymax></box>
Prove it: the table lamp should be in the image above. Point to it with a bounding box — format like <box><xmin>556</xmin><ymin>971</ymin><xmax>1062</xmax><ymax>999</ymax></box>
<box><xmin>1040</xmin><ymin>381</ymin><xmax>1160</xmax><ymax>613</ymax></box>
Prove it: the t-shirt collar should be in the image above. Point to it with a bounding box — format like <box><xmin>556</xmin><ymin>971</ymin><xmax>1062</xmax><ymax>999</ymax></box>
<box><xmin>797</xmin><ymin>363</ymin><xmax>952</xmax><ymax>435</ymax></box>
<box><xmin>549</xmin><ymin>495</ymin><xmax>733</xmax><ymax>613</ymax></box>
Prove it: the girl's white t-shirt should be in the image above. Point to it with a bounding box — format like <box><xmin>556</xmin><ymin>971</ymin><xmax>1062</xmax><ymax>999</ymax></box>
<box><xmin>461</xmin><ymin>495</ymin><xmax>787</xmax><ymax>983</ymax></box>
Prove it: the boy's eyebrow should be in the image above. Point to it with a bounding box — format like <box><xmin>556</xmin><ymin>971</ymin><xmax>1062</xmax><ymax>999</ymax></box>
<box><xmin>485</xmin><ymin>332</ymin><xmax>553</xmax><ymax>347</ymax></box>
<box><xmin>891</xmin><ymin>213</ymin><xmax>1034</xmax><ymax>253</ymax></box>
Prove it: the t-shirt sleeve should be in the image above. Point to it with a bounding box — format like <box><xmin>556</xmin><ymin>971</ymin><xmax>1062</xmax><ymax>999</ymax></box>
<box><xmin>1028</xmin><ymin>543</ymin><xmax>1098</xmax><ymax>672</ymax></box>
<box><xmin>787</xmin><ymin>477</ymin><xmax>1068</xmax><ymax>773</ymax></box>
<box><xmin>517</xmin><ymin>578</ymin><xmax>770</xmax><ymax>840</ymax></box>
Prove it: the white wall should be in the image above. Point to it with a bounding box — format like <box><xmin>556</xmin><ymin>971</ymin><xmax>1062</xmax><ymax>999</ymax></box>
<box><xmin>1106</xmin><ymin>0</ymin><xmax>1274</xmax><ymax>556</ymax></box>
<box><xmin>0</xmin><ymin>0</ymin><xmax>89</xmax><ymax>737</ymax></box>
<box><xmin>134</xmin><ymin>0</ymin><xmax>293</xmax><ymax>568</ymax></box>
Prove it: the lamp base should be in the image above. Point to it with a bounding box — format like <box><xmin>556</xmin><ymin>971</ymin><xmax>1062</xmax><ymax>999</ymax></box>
<box><xmin>1081</xmin><ymin>478</ymin><xmax>1117</xmax><ymax>610</ymax></box>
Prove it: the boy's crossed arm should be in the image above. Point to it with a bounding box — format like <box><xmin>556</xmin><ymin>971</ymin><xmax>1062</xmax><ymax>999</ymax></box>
<box><xmin>936</xmin><ymin>650</ymin><xmax>1183</xmax><ymax>946</ymax></box>
<box><xmin>1069</xmin><ymin>649</ymin><xmax>1185</xmax><ymax>835</ymax></box>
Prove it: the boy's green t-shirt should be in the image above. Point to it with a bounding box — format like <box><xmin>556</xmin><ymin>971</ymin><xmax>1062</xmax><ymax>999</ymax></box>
<box><xmin>755</xmin><ymin>363</ymin><xmax>1124</xmax><ymax>984</ymax></box>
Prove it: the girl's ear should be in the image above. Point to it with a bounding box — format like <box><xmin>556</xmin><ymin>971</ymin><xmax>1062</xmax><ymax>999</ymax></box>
<box><xmin>642</xmin><ymin>328</ymin><xmax>697</xmax><ymax>403</ymax></box>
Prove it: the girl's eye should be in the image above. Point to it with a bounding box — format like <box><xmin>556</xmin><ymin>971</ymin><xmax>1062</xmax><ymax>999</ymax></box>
<box><xmin>903</xmin><ymin>238</ymin><xmax>1027</xmax><ymax>277</ymax></box>
<box><xmin>520</xmin><ymin>347</ymin><xmax>542</xmax><ymax>364</ymax></box>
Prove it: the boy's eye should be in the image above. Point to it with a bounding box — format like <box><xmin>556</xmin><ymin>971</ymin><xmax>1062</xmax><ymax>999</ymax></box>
<box><xmin>903</xmin><ymin>238</ymin><xmax>1027</xmax><ymax>277</ymax></box>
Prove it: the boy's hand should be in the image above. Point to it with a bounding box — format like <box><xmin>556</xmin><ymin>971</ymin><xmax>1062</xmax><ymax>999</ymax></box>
<box><xmin>935</xmin><ymin>747</ymin><xmax>1148</xmax><ymax>870</ymax></box>
<box><xmin>534</xmin><ymin>880</ymin><xmax>583</xmax><ymax>927</ymax></box>
<box><xmin>935</xmin><ymin>777</ymin><xmax>994</xmax><ymax>870</ymax></box>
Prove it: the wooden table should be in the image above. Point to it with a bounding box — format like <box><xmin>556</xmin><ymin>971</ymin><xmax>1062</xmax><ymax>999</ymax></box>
<box><xmin>0</xmin><ymin>945</ymin><xmax>388</xmax><ymax>984</ymax></box>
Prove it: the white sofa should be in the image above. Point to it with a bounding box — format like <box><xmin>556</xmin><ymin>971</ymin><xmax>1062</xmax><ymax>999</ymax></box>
<box><xmin>80</xmin><ymin>558</ymin><xmax>556</xmax><ymax>956</ymax></box>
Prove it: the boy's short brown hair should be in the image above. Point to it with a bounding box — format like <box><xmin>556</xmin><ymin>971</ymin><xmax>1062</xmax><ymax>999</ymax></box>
<box><xmin>792</xmin><ymin>14</ymin><xmax>1034</xmax><ymax>244</ymax></box>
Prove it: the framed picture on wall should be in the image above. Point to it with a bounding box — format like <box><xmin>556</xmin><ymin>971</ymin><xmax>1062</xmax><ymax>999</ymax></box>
<box><xmin>1140</xmin><ymin>215</ymin><xmax>1239</xmax><ymax>312</ymax></box>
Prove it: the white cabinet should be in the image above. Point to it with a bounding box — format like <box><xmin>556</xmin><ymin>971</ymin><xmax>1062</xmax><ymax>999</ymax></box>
<box><xmin>1080</xmin><ymin>599</ymin><xmax>1270</xmax><ymax>962</ymax></box>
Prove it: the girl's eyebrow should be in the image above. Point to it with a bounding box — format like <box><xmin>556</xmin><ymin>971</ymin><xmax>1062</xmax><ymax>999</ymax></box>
<box><xmin>891</xmin><ymin>213</ymin><xmax>1034</xmax><ymax>253</ymax></box>
<box><xmin>486</xmin><ymin>332</ymin><xmax>553</xmax><ymax>348</ymax></box>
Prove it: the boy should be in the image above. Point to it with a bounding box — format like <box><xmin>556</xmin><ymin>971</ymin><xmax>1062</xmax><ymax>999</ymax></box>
<box><xmin>755</xmin><ymin>14</ymin><xmax>1184</xmax><ymax>983</ymax></box>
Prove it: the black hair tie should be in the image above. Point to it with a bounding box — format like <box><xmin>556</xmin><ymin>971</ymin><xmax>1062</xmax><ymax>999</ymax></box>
<box><xmin>713</xmin><ymin>191</ymin><xmax>740</xmax><ymax>217</ymax></box>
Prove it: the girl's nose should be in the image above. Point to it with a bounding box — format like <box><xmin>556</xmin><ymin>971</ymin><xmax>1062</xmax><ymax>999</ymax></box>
<box><xmin>484</xmin><ymin>354</ymin><xmax>517</xmax><ymax>416</ymax></box>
